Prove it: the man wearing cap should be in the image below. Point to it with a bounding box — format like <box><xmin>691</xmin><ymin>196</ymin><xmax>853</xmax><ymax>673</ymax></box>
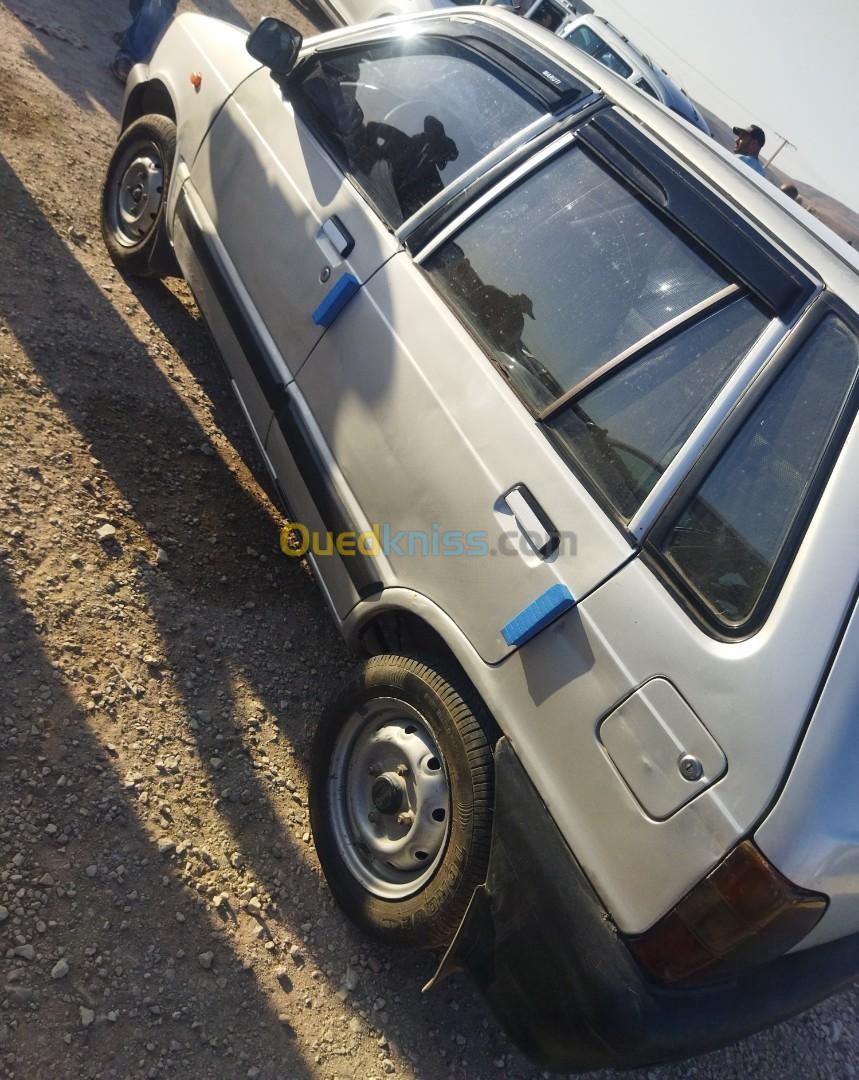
<box><xmin>733</xmin><ymin>124</ymin><xmax>767</xmax><ymax>176</ymax></box>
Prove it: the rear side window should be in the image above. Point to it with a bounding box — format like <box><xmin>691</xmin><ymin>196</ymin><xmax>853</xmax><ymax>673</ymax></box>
<box><xmin>295</xmin><ymin>38</ymin><xmax>545</xmax><ymax>227</ymax></box>
<box><xmin>661</xmin><ymin>315</ymin><xmax>859</xmax><ymax>628</ymax></box>
<box><xmin>424</xmin><ymin>144</ymin><xmax>735</xmax><ymax>413</ymax></box>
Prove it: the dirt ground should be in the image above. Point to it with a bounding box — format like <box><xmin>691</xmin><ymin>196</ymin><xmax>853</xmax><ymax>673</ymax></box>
<box><xmin>0</xmin><ymin>2</ymin><xmax>857</xmax><ymax>1078</ymax></box>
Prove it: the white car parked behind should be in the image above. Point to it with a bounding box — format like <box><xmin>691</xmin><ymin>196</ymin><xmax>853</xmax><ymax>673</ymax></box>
<box><xmin>316</xmin><ymin>0</ymin><xmax>457</xmax><ymax>28</ymax></box>
<box><xmin>531</xmin><ymin>9</ymin><xmax>711</xmax><ymax>133</ymax></box>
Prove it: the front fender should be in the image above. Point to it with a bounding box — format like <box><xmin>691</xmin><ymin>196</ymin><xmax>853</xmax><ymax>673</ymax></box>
<box><xmin>120</xmin><ymin>13</ymin><xmax>261</xmax><ymax>206</ymax></box>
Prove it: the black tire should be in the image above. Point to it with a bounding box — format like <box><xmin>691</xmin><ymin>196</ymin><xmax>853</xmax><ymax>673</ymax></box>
<box><xmin>101</xmin><ymin>113</ymin><xmax>178</xmax><ymax>278</ymax></box>
<box><xmin>309</xmin><ymin>654</ymin><xmax>494</xmax><ymax>949</ymax></box>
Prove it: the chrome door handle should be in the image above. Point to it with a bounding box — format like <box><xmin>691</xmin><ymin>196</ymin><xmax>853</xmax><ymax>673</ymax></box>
<box><xmin>319</xmin><ymin>216</ymin><xmax>354</xmax><ymax>257</ymax></box>
<box><xmin>504</xmin><ymin>486</ymin><xmax>559</xmax><ymax>558</ymax></box>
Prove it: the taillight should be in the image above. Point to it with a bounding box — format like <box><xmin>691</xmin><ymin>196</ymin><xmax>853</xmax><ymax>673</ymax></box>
<box><xmin>627</xmin><ymin>840</ymin><xmax>827</xmax><ymax>985</ymax></box>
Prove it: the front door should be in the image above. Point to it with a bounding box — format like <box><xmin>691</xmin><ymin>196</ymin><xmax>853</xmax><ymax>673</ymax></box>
<box><xmin>186</xmin><ymin>51</ymin><xmax>402</xmax><ymax>436</ymax></box>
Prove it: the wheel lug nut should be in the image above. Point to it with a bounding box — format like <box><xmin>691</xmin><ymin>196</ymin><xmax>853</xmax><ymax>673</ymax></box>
<box><xmin>396</xmin><ymin>810</ymin><xmax>414</xmax><ymax>827</ymax></box>
<box><xmin>368</xmin><ymin>810</ymin><xmax>379</xmax><ymax>823</ymax></box>
<box><xmin>367</xmin><ymin>761</ymin><xmax>382</xmax><ymax>777</ymax></box>
<box><xmin>396</xmin><ymin>764</ymin><xmax>409</xmax><ymax>777</ymax></box>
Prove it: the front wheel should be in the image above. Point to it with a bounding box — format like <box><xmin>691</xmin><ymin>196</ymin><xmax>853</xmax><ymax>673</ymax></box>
<box><xmin>309</xmin><ymin>654</ymin><xmax>494</xmax><ymax>948</ymax></box>
<box><xmin>101</xmin><ymin>113</ymin><xmax>178</xmax><ymax>278</ymax></box>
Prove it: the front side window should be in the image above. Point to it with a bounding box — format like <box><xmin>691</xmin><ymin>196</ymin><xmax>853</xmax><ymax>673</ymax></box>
<box><xmin>565</xmin><ymin>26</ymin><xmax>634</xmax><ymax>79</ymax></box>
<box><xmin>424</xmin><ymin>145</ymin><xmax>732</xmax><ymax>413</ymax></box>
<box><xmin>661</xmin><ymin>315</ymin><xmax>859</xmax><ymax>628</ymax></box>
<box><xmin>294</xmin><ymin>38</ymin><xmax>545</xmax><ymax>227</ymax></box>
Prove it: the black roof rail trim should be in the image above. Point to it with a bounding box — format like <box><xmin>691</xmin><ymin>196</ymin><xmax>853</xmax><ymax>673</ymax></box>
<box><xmin>582</xmin><ymin>111</ymin><xmax>814</xmax><ymax>318</ymax></box>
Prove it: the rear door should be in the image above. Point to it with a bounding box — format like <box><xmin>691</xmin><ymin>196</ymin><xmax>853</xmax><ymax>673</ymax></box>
<box><xmin>444</xmin><ymin>114</ymin><xmax>847</xmax><ymax>937</ymax></box>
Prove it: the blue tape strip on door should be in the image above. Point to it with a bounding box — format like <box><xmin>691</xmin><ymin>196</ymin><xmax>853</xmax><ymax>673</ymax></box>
<box><xmin>501</xmin><ymin>584</ymin><xmax>576</xmax><ymax>647</ymax></box>
<box><xmin>312</xmin><ymin>273</ymin><xmax>361</xmax><ymax>328</ymax></box>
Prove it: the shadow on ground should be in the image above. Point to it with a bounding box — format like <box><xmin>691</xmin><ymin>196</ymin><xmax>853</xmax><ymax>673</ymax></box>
<box><xmin>0</xmin><ymin>559</ymin><xmax>321</xmax><ymax>1076</ymax></box>
<box><xmin>0</xmin><ymin>147</ymin><xmax>520</xmax><ymax>1077</ymax></box>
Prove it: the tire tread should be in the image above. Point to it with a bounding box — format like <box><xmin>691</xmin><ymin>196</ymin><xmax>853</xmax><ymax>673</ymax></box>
<box><xmin>100</xmin><ymin>113</ymin><xmax>178</xmax><ymax>278</ymax></box>
<box><xmin>310</xmin><ymin>653</ymin><xmax>496</xmax><ymax>948</ymax></box>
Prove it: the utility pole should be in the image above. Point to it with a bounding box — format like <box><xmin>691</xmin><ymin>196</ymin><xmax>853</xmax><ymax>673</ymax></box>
<box><xmin>765</xmin><ymin>132</ymin><xmax>797</xmax><ymax>170</ymax></box>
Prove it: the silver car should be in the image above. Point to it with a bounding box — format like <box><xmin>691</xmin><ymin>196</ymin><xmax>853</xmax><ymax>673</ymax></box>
<box><xmin>520</xmin><ymin>6</ymin><xmax>711</xmax><ymax>133</ymax></box>
<box><xmin>555</xmin><ymin>14</ymin><xmax>711</xmax><ymax>133</ymax></box>
<box><xmin>101</xmin><ymin>7</ymin><xmax>859</xmax><ymax>1071</ymax></box>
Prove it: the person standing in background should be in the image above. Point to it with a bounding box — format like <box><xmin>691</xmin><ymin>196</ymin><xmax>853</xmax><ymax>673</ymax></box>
<box><xmin>111</xmin><ymin>0</ymin><xmax>178</xmax><ymax>84</ymax></box>
<box><xmin>732</xmin><ymin>123</ymin><xmax>767</xmax><ymax>176</ymax></box>
<box><xmin>781</xmin><ymin>182</ymin><xmax>821</xmax><ymax>220</ymax></box>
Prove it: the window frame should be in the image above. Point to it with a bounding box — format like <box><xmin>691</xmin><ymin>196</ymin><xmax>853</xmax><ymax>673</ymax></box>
<box><xmin>536</xmin><ymin>282</ymin><xmax>743</xmax><ymax>424</ymax></box>
<box><xmin>642</xmin><ymin>294</ymin><xmax>859</xmax><ymax>640</ymax></box>
<box><xmin>414</xmin><ymin>109</ymin><xmax>816</xmax><ymax>350</ymax></box>
<box><xmin>540</xmin><ymin>292</ymin><xmax>777</xmax><ymax>525</ymax></box>
<box><xmin>403</xmin><ymin>95</ymin><xmax>605</xmax><ymax>253</ymax></box>
<box><xmin>412</xmin><ymin>101</ymin><xmax>835</xmax><ymax>627</ymax></box>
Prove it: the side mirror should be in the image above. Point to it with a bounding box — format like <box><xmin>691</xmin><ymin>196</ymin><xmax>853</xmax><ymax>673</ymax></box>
<box><xmin>246</xmin><ymin>17</ymin><xmax>303</xmax><ymax>79</ymax></box>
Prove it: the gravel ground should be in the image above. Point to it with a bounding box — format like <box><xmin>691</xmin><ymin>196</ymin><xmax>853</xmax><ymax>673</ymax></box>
<box><xmin>0</xmin><ymin>2</ymin><xmax>857</xmax><ymax>1078</ymax></box>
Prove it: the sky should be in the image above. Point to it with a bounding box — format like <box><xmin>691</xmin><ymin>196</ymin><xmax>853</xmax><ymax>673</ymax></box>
<box><xmin>586</xmin><ymin>0</ymin><xmax>859</xmax><ymax>213</ymax></box>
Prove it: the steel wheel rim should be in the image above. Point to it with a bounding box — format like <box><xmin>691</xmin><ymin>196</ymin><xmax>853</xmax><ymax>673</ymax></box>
<box><xmin>107</xmin><ymin>138</ymin><xmax>165</xmax><ymax>248</ymax></box>
<box><xmin>328</xmin><ymin>697</ymin><xmax>451</xmax><ymax>899</ymax></box>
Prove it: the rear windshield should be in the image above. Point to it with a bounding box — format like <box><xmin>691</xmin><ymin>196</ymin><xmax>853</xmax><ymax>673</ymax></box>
<box><xmin>564</xmin><ymin>25</ymin><xmax>634</xmax><ymax>79</ymax></box>
<box><xmin>528</xmin><ymin>0</ymin><xmax>567</xmax><ymax>32</ymax></box>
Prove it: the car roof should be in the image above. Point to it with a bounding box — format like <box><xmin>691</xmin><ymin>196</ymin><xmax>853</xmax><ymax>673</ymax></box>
<box><xmin>307</xmin><ymin>7</ymin><xmax>859</xmax><ymax>306</ymax></box>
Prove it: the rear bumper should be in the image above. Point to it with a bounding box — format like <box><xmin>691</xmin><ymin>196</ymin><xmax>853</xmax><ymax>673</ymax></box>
<box><xmin>430</xmin><ymin>737</ymin><xmax>859</xmax><ymax>1072</ymax></box>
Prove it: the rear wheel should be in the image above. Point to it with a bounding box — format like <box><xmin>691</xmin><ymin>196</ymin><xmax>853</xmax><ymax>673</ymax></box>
<box><xmin>101</xmin><ymin>113</ymin><xmax>178</xmax><ymax>278</ymax></box>
<box><xmin>309</xmin><ymin>654</ymin><xmax>494</xmax><ymax>948</ymax></box>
